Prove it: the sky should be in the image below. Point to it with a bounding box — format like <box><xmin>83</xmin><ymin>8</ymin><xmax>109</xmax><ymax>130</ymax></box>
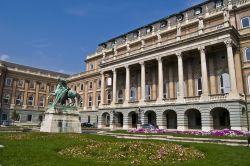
<box><xmin>0</xmin><ymin>0</ymin><xmax>204</xmax><ymax>74</ymax></box>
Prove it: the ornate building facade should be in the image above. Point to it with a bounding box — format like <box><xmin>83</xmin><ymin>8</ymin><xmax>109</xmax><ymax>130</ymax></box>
<box><xmin>1</xmin><ymin>0</ymin><xmax>250</xmax><ymax>131</ymax></box>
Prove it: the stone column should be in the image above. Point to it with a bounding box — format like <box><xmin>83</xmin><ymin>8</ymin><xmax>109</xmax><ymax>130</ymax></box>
<box><xmin>10</xmin><ymin>79</ymin><xmax>17</xmax><ymax>108</ymax></box>
<box><xmin>92</xmin><ymin>80</ymin><xmax>96</xmax><ymax>110</ymax></box>
<box><xmin>177</xmin><ymin>53</ymin><xmax>184</xmax><ymax>101</ymax></box>
<box><xmin>112</xmin><ymin>69</ymin><xmax>117</xmax><ymax>105</ymax></box>
<box><xmin>209</xmin><ymin>57</ymin><xmax>217</xmax><ymax>94</ymax></box>
<box><xmin>45</xmin><ymin>83</ymin><xmax>50</xmax><ymax>106</ymax></box>
<box><xmin>100</xmin><ymin>71</ymin><xmax>105</xmax><ymax>106</ymax></box>
<box><xmin>84</xmin><ymin>82</ymin><xmax>88</xmax><ymax>110</ymax></box>
<box><xmin>139</xmin><ymin>62</ymin><xmax>146</xmax><ymax>104</ymax></box>
<box><xmin>225</xmin><ymin>39</ymin><xmax>238</xmax><ymax>97</ymax></box>
<box><xmin>157</xmin><ymin>57</ymin><xmax>163</xmax><ymax>102</ymax></box>
<box><xmin>199</xmin><ymin>46</ymin><xmax>209</xmax><ymax>99</ymax></box>
<box><xmin>198</xmin><ymin>16</ymin><xmax>204</xmax><ymax>35</ymax></box>
<box><xmin>123</xmin><ymin>113</ymin><xmax>129</xmax><ymax>129</ymax></box>
<box><xmin>22</xmin><ymin>80</ymin><xmax>29</xmax><ymax>109</ymax></box>
<box><xmin>35</xmin><ymin>81</ymin><xmax>40</xmax><ymax>107</ymax></box>
<box><xmin>124</xmin><ymin>65</ymin><xmax>130</xmax><ymax>105</ymax></box>
<box><xmin>169</xmin><ymin>65</ymin><xmax>174</xmax><ymax>98</ymax></box>
<box><xmin>187</xmin><ymin>60</ymin><xmax>194</xmax><ymax>96</ymax></box>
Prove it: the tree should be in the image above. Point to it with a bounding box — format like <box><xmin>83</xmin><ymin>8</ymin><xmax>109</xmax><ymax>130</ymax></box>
<box><xmin>11</xmin><ymin>110</ymin><xmax>18</xmax><ymax>126</ymax></box>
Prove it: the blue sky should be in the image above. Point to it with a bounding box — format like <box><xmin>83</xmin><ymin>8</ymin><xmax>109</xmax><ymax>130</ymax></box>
<box><xmin>0</xmin><ymin>0</ymin><xmax>204</xmax><ymax>74</ymax></box>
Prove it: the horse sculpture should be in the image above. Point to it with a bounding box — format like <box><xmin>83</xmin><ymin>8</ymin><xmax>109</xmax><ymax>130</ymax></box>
<box><xmin>48</xmin><ymin>78</ymin><xmax>82</xmax><ymax>108</ymax></box>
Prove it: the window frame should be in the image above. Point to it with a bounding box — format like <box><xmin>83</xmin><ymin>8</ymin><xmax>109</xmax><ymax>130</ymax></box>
<box><xmin>219</xmin><ymin>73</ymin><xmax>230</xmax><ymax>94</ymax></box>
<box><xmin>247</xmin><ymin>75</ymin><xmax>250</xmax><ymax>94</ymax></box>
<box><xmin>245</xmin><ymin>48</ymin><xmax>250</xmax><ymax>61</ymax></box>
<box><xmin>5</xmin><ymin>78</ymin><xmax>12</xmax><ymax>86</ymax></box>
<box><xmin>3</xmin><ymin>94</ymin><xmax>10</xmax><ymax>104</ymax></box>
<box><xmin>29</xmin><ymin>81</ymin><xmax>35</xmax><ymax>89</ymax></box>
<box><xmin>39</xmin><ymin>96</ymin><xmax>45</xmax><ymax>107</ymax></box>
<box><xmin>27</xmin><ymin>114</ymin><xmax>32</xmax><ymax>122</ymax></box>
<box><xmin>241</xmin><ymin>17</ymin><xmax>250</xmax><ymax>29</ymax></box>
<box><xmin>88</xmin><ymin>95</ymin><xmax>92</xmax><ymax>107</ymax></box>
<box><xmin>27</xmin><ymin>95</ymin><xmax>34</xmax><ymax>106</ymax></box>
<box><xmin>130</xmin><ymin>87</ymin><xmax>137</xmax><ymax>102</ymax></box>
<box><xmin>16</xmin><ymin>94</ymin><xmax>22</xmax><ymax>106</ymax></box>
<box><xmin>17</xmin><ymin>80</ymin><xmax>24</xmax><ymax>88</ymax></box>
<box><xmin>215</xmin><ymin>0</ymin><xmax>223</xmax><ymax>8</ymax></box>
<box><xmin>196</xmin><ymin>77</ymin><xmax>203</xmax><ymax>96</ymax></box>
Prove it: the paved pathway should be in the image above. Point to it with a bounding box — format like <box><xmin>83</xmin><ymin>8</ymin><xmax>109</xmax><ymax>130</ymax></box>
<box><xmin>96</xmin><ymin>131</ymin><xmax>249</xmax><ymax>147</ymax></box>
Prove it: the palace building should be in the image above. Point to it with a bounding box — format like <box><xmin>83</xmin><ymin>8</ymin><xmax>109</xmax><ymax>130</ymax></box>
<box><xmin>1</xmin><ymin>0</ymin><xmax>250</xmax><ymax>131</ymax></box>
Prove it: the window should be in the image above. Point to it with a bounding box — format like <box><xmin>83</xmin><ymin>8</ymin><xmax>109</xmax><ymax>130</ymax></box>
<box><xmin>90</xmin><ymin>64</ymin><xmax>94</xmax><ymax>70</ymax></box>
<box><xmin>3</xmin><ymin>94</ymin><xmax>10</xmax><ymax>104</ymax></box>
<box><xmin>27</xmin><ymin>115</ymin><xmax>32</xmax><ymax>122</ymax></box>
<box><xmin>215</xmin><ymin>0</ymin><xmax>223</xmax><ymax>8</ymax></box>
<box><xmin>39</xmin><ymin>115</ymin><xmax>43</xmax><ymax>122</ymax></box>
<box><xmin>88</xmin><ymin>95</ymin><xmax>92</xmax><ymax>107</ymax></box>
<box><xmin>241</xmin><ymin>17</ymin><xmax>250</xmax><ymax>29</ymax></box>
<box><xmin>146</xmin><ymin>26</ymin><xmax>152</xmax><ymax>34</ymax></box>
<box><xmin>196</xmin><ymin>78</ymin><xmax>203</xmax><ymax>96</ymax></box>
<box><xmin>17</xmin><ymin>80</ymin><xmax>24</xmax><ymax>87</ymax></box>
<box><xmin>28</xmin><ymin>95</ymin><xmax>34</xmax><ymax>106</ymax></box>
<box><xmin>5</xmin><ymin>78</ymin><xmax>12</xmax><ymax>86</ymax></box>
<box><xmin>176</xmin><ymin>14</ymin><xmax>184</xmax><ymax>22</ymax></box>
<box><xmin>130</xmin><ymin>87</ymin><xmax>136</xmax><ymax>102</ymax></box>
<box><xmin>107</xmin><ymin>92</ymin><xmax>112</xmax><ymax>104</ymax></box>
<box><xmin>145</xmin><ymin>84</ymin><xmax>151</xmax><ymax>100</ymax></box>
<box><xmin>160</xmin><ymin>21</ymin><xmax>167</xmax><ymax>28</ymax></box>
<box><xmin>89</xmin><ymin>82</ymin><xmax>93</xmax><ymax>89</ymax></box>
<box><xmin>107</xmin><ymin>77</ymin><xmax>112</xmax><ymax>86</ymax></box>
<box><xmin>248</xmin><ymin>75</ymin><xmax>250</xmax><ymax>94</ymax></box>
<box><xmin>97</xmin><ymin>94</ymin><xmax>101</xmax><ymax>106</ymax></box>
<box><xmin>88</xmin><ymin>116</ymin><xmax>91</xmax><ymax>123</ymax></box>
<box><xmin>16</xmin><ymin>114</ymin><xmax>20</xmax><ymax>121</ymax></box>
<box><xmin>29</xmin><ymin>81</ymin><xmax>35</xmax><ymax>89</ymax></box>
<box><xmin>80</xmin><ymin>84</ymin><xmax>84</xmax><ymax>91</ymax></box>
<box><xmin>39</xmin><ymin>96</ymin><xmax>45</xmax><ymax>107</ymax></box>
<box><xmin>16</xmin><ymin>94</ymin><xmax>22</xmax><ymax>105</ymax></box>
<box><xmin>246</xmin><ymin>48</ymin><xmax>250</xmax><ymax>61</ymax></box>
<box><xmin>74</xmin><ymin>85</ymin><xmax>77</xmax><ymax>91</ymax></box>
<box><xmin>117</xmin><ymin>90</ymin><xmax>123</xmax><ymax>103</ymax></box>
<box><xmin>40</xmin><ymin>83</ymin><xmax>45</xmax><ymax>91</ymax></box>
<box><xmin>98</xmin><ymin>80</ymin><xmax>102</xmax><ymax>89</ymax></box>
<box><xmin>133</xmin><ymin>31</ymin><xmax>139</xmax><ymax>38</ymax></box>
<box><xmin>194</xmin><ymin>7</ymin><xmax>202</xmax><ymax>15</ymax></box>
<box><xmin>220</xmin><ymin>73</ymin><xmax>230</xmax><ymax>94</ymax></box>
<box><xmin>163</xmin><ymin>83</ymin><xmax>168</xmax><ymax>99</ymax></box>
<box><xmin>2</xmin><ymin>113</ymin><xmax>7</xmax><ymax>121</ymax></box>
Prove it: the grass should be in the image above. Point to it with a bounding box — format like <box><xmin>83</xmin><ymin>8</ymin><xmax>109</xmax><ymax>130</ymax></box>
<box><xmin>0</xmin><ymin>132</ymin><xmax>249</xmax><ymax>166</ymax></box>
<box><xmin>111</xmin><ymin>130</ymin><xmax>249</xmax><ymax>140</ymax></box>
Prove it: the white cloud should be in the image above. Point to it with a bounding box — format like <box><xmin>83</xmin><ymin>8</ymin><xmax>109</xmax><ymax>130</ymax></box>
<box><xmin>0</xmin><ymin>54</ymin><xmax>10</xmax><ymax>61</ymax></box>
<box><xmin>57</xmin><ymin>69</ymin><xmax>65</xmax><ymax>73</ymax></box>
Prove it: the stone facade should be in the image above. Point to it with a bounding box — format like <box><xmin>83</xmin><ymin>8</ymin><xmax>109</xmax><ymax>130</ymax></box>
<box><xmin>1</xmin><ymin>0</ymin><xmax>250</xmax><ymax>131</ymax></box>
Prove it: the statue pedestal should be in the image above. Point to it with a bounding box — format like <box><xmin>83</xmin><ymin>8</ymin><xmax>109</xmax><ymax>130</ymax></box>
<box><xmin>40</xmin><ymin>107</ymin><xmax>81</xmax><ymax>133</ymax></box>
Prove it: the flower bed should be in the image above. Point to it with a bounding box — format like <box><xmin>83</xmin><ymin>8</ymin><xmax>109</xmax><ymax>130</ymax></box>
<box><xmin>127</xmin><ymin>128</ymin><xmax>250</xmax><ymax>137</ymax></box>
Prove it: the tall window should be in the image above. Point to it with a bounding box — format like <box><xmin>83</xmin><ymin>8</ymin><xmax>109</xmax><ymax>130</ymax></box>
<box><xmin>16</xmin><ymin>94</ymin><xmax>22</xmax><ymax>105</ymax></box>
<box><xmin>40</xmin><ymin>83</ymin><xmax>45</xmax><ymax>91</ymax></box>
<box><xmin>2</xmin><ymin>114</ymin><xmax>7</xmax><ymax>121</ymax></box>
<box><xmin>117</xmin><ymin>90</ymin><xmax>123</xmax><ymax>103</ymax></box>
<box><xmin>39</xmin><ymin>96</ymin><xmax>45</xmax><ymax>107</ymax></box>
<box><xmin>89</xmin><ymin>82</ymin><xmax>93</xmax><ymax>89</ymax></box>
<box><xmin>3</xmin><ymin>94</ymin><xmax>10</xmax><ymax>104</ymax></box>
<box><xmin>241</xmin><ymin>17</ymin><xmax>250</xmax><ymax>29</ymax></box>
<box><xmin>145</xmin><ymin>84</ymin><xmax>151</xmax><ymax>100</ymax></box>
<box><xmin>248</xmin><ymin>75</ymin><xmax>250</xmax><ymax>94</ymax></box>
<box><xmin>80</xmin><ymin>84</ymin><xmax>84</xmax><ymax>91</ymax></box>
<box><xmin>220</xmin><ymin>73</ymin><xmax>230</xmax><ymax>94</ymax></box>
<box><xmin>163</xmin><ymin>83</ymin><xmax>168</xmax><ymax>99</ymax></box>
<box><xmin>28</xmin><ymin>95</ymin><xmax>34</xmax><ymax>106</ymax></box>
<box><xmin>130</xmin><ymin>87</ymin><xmax>136</xmax><ymax>102</ymax></box>
<box><xmin>90</xmin><ymin>64</ymin><xmax>94</xmax><ymax>70</ymax></box>
<box><xmin>98</xmin><ymin>80</ymin><xmax>102</xmax><ymax>89</ymax></box>
<box><xmin>97</xmin><ymin>94</ymin><xmax>101</xmax><ymax>106</ymax></box>
<box><xmin>27</xmin><ymin>115</ymin><xmax>32</xmax><ymax>122</ymax></box>
<box><xmin>5</xmin><ymin>78</ymin><xmax>12</xmax><ymax>86</ymax></box>
<box><xmin>245</xmin><ymin>48</ymin><xmax>250</xmax><ymax>61</ymax></box>
<box><xmin>196</xmin><ymin>78</ymin><xmax>203</xmax><ymax>96</ymax></box>
<box><xmin>29</xmin><ymin>81</ymin><xmax>35</xmax><ymax>89</ymax></box>
<box><xmin>107</xmin><ymin>92</ymin><xmax>112</xmax><ymax>104</ymax></box>
<box><xmin>88</xmin><ymin>95</ymin><xmax>92</xmax><ymax>107</ymax></box>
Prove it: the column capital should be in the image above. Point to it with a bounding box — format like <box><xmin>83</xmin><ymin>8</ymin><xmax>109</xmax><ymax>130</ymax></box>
<box><xmin>224</xmin><ymin>39</ymin><xmax>233</xmax><ymax>48</ymax></box>
<box><xmin>125</xmin><ymin>64</ymin><xmax>130</xmax><ymax>69</ymax></box>
<box><xmin>156</xmin><ymin>56</ymin><xmax>162</xmax><ymax>62</ymax></box>
<box><xmin>198</xmin><ymin>46</ymin><xmax>206</xmax><ymax>53</ymax></box>
<box><xmin>139</xmin><ymin>61</ymin><xmax>145</xmax><ymax>66</ymax></box>
<box><xmin>112</xmin><ymin>68</ymin><xmax>116</xmax><ymax>73</ymax></box>
<box><xmin>176</xmin><ymin>52</ymin><xmax>182</xmax><ymax>58</ymax></box>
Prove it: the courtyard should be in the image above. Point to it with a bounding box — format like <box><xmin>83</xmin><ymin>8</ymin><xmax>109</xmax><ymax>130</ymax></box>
<box><xmin>0</xmin><ymin>132</ymin><xmax>250</xmax><ymax>166</ymax></box>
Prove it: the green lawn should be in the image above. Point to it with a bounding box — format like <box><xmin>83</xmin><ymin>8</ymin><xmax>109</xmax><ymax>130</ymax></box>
<box><xmin>111</xmin><ymin>130</ymin><xmax>249</xmax><ymax>140</ymax></box>
<box><xmin>0</xmin><ymin>132</ymin><xmax>250</xmax><ymax>166</ymax></box>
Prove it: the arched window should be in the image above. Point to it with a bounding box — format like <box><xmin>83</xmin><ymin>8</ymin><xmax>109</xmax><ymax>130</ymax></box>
<box><xmin>241</xmin><ymin>17</ymin><xmax>250</xmax><ymax>29</ymax></box>
<box><xmin>107</xmin><ymin>92</ymin><xmax>112</xmax><ymax>104</ymax></box>
<box><xmin>219</xmin><ymin>73</ymin><xmax>230</xmax><ymax>94</ymax></box>
<box><xmin>196</xmin><ymin>77</ymin><xmax>202</xmax><ymax>96</ymax></box>
<box><xmin>3</xmin><ymin>94</ymin><xmax>10</xmax><ymax>104</ymax></box>
<box><xmin>88</xmin><ymin>95</ymin><xmax>92</xmax><ymax>107</ymax></box>
<box><xmin>145</xmin><ymin>84</ymin><xmax>151</xmax><ymax>100</ymax></box>
<box><xmin>16</xmin><ymin>94</ymin><xmax>22</xmax><ymax>105</ymax></box>
<box><xmin>117</xmin><ymin>90</ymin><xmax>123</xmax><ymax>103</ymax></box>
<box><xmin>130</xmin><ymin>87</ymin><xmax>136</xmax><ymax>102</ymax></box>
<box><xmin>39</xmin><ymin>96</ymin><xmax>45</xmax><ymax>107</ymax></box>
<box><xmin>28</xmin><ymin>95</ymin><xmax>34</xmax><ymax>106</ymax></box>
<box><xmin>245</xmin><ymin>48</ymin><xmax>250</xmax><ymax>61</ymax></box>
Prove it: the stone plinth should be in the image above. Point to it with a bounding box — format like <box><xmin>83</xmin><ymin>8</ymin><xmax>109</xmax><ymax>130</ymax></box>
<box><xmin>40</xmin><ymin>107</ymin><xmax>81</xmax><ymax>133</ymax></box>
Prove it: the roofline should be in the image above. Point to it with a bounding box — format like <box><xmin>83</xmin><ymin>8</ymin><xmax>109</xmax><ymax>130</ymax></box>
<box><xmin>98</xmin><ymin>0</ymin><xmax>212</xmax><ymax>46</ymax></box>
